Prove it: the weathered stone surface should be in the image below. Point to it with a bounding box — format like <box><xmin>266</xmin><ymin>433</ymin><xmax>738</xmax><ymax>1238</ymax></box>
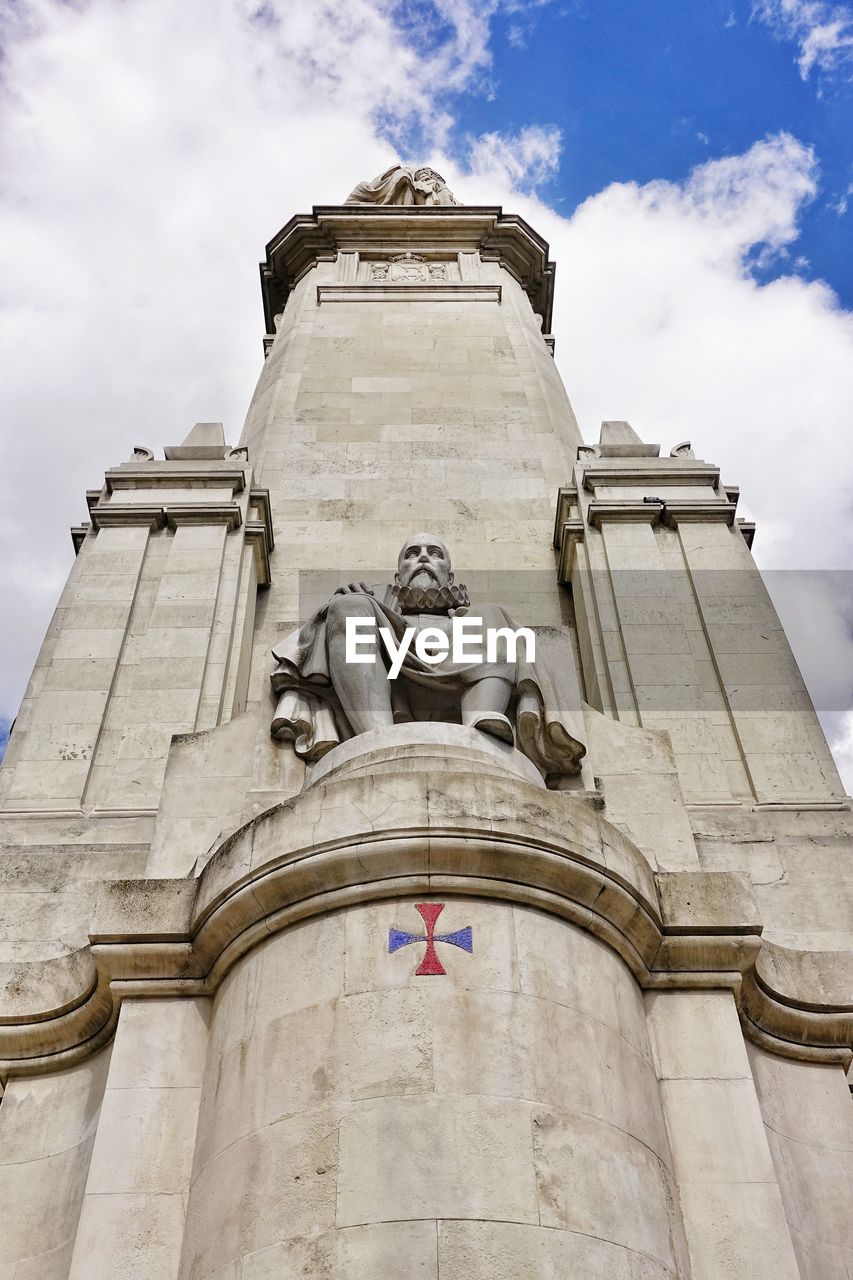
<box><xmin>0</xmin><ymin>1051</ymin><xmax>109</xmax><ymax>1278</ymax></box>
<box><xmin>68</xmin><ymin>998</ymin><xmax>209</xmax><ymax>1279</ymax></box>
<box><xmin>645</xmin><ymin>989</ymin><xmax>801</xmax><ymax>1280</ymax></box>
<box><xmin>1</xmin><ymin>193</ymin><xmax>850</xmax><ymax>1280</ymax></box>
<box><xmin>749</xmin><ymin>1044</ymin><xmax>853</xmax><ymax>1279</ymax></box>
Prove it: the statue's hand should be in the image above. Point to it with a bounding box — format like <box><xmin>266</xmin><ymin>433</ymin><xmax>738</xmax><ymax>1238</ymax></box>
<box><xmin>333</xmin><ymin>581</ymin><xmax>374</xmax><ymax>596</ymax></box>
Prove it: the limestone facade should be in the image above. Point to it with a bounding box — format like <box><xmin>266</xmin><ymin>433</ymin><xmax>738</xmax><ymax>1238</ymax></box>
<box><xmin>0</xmin><ymin>197</ymin><xmax>851</xmax><ymax>1279</ymax></box>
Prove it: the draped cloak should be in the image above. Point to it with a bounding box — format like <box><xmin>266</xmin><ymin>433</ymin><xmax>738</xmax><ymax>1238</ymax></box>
<box><xmin>270</xmin><ymin>596</ymin><xmax>586</xmax><ymax>788</ymax></box>
<box><xmin>345</xmin><ymin>165</ymin><xmax>458</xmax><ymax>206</ymax></box>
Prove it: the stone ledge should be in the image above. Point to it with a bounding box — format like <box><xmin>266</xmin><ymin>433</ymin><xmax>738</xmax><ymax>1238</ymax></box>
<box><xmin>656</xmin><ymin>871</ymin><xmax>761</xmax><ymax>936</ymax></box>
<box><xmin>581</xmin><ymin>465</ymin><xmax>721</xmax><ymax>493</ymax></box>
<box><xmin>165</xmin><ymin>503</ymin><xmax>242</xmax><ymax>530</ymax></box>
<box><xmin>304</xmin><ymin>723</ymin><xmax>545</xmax><ymax>790</ymax></box>
<box><xmin>316</xmin><ymin>283</ymin><xmax>502</xmax><ymax>304</ymax></box>
<box><xmin>555</xmin><ymin>519</ymin><xmax>585</xmax><ymax>583</ymax></box>
<box><xmin>552</xmin><ymin>486</ymin><xmax>578</xmax><ymax>547</ymax></box>
<box><xmin>89</xmin><ymin>504</ymin><xmax>166</xmax><ymax>531</ymax></box>
<box><xmin>104</xmin><ymin>466</ymin><xmax>247</xmax><ymax>494</ymax></box>
<box><xmin>663</xmin><ymin>500</ymin><xmax>738</xmax><ymax>526</ymax></box>
<box><xmin>1</xmin><ymin>765</ymin><xmax>851</xmax><ymax>1078</ymax></box>
<box><xmin>587</xmin><ymin>500</ymin><xmax>663</xmax><ymax>528</ymax></box>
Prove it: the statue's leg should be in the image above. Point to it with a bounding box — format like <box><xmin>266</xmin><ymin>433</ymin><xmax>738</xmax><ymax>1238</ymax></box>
<box><xmin>461</xmin><ymin>677</ymin><xmax>514</xmax><ymax>745</ymax></box>
<box><xmin>326</xmin><ymin>597</ymin><xmax>394</xmax><ymax>734</ymax></box>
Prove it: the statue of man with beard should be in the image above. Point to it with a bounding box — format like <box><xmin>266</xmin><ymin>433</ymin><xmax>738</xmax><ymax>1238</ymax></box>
<box><xmin>270</xmin><ymin>534</ymin><xmax>585</xmax><ymax>788</ymax></box>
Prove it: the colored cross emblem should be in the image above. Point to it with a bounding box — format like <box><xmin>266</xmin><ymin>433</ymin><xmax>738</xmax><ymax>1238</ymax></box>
<box><xmin>388</xmin><ymin>902</ymin><xmax>473</xmax><ymax>975</ymax></box>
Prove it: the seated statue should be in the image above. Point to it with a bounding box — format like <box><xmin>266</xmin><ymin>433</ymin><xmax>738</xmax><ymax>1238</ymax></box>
<box><xmin>346</xmin><ymin>164</ymin><xmax>459</xmax><ymax>206</ymax></box>
<box><xmin>270</xmin><ymin>534</ymin><xmax>585</xmax><ymax>787</ymax></box>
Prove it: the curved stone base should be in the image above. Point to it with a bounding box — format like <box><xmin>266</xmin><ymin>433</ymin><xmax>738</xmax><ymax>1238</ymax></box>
<box><xmin>304</xmin><ymin>722</ymin><xmax>546</xmax><ymax>790</ymax></box>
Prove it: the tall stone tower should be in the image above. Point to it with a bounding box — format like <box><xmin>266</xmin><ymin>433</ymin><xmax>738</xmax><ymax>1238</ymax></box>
<box><xmin>1</xmin><ymin>164</ymin><xmax>851</xmax><ymax>1280</ymax></box>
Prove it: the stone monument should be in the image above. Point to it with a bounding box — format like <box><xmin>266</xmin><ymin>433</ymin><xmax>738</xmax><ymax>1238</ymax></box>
<box><xmin>0</xmin><ymin>167</ymin><xmax>851</xmax><ymax>1280</ymax></box>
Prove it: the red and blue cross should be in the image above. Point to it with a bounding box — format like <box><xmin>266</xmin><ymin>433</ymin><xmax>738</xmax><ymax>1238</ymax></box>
<box><xmin>388</xmin><ymin>902</ymin><xmax>473</xmax><ymax>975</ymax></box>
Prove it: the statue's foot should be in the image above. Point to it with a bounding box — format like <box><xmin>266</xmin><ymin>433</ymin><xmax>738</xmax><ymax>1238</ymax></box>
<box><xmin>467</xmin><ymin>711</ymin><xmax>514</xmax><ymax>745</ymax></box>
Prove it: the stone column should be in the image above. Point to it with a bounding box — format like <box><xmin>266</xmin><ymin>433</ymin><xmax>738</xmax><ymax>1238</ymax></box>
<box><xmin>0</xmin><ymin>1050</ymin><xmax>110</xmax><ymax>1278</ymax></box>
<box><xmin>179</xmin><ymin>901</ymin><xmax>688</xmax><ymax>1280</ymax></box>
<box><xmin>645</xmin><ymin>988</ymin><xmax>801</xmax><ymax>1280</ymax></box>
<box><xmin>675</xmin><ymin>518</ymin><xmax>844</xmax><ymax>803</ymax></box>
<box><xmin>748</xmin><ymin>1044</ymin><xmax>853</xmax><ymax>1279</ymax></box>
<box><xmin>67</xmin><ymin>997</ymin><xmax>209</xmax><ymax>1280</ymax></box>
<box><xmin>0</xmin><ymin>524</ymin><xmax>150</xmax><ymax>811</ymax></box>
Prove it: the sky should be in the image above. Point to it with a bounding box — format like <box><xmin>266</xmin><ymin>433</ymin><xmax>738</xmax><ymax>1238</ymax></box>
<box><xmin>0</xmin><ymin>0</ymin><xmax>851</xmax><ymax>780</ymax></box>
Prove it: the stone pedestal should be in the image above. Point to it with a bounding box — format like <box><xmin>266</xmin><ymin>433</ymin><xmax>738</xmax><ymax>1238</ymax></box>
<box><xmin>305</xmin><ymin>722</ymin><xmax>546</xmax><ymax>789</ymax></box>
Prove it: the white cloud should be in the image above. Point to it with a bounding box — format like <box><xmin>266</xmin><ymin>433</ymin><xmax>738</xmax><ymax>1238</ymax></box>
<box><xmin>829</xmin><ymin>181</ymin><xmax>853</xmax><ymax>213</ymax></box>
<box><xmin>826</xmin><ymin>708</ymin><xmax>853</xmax><ymax>785</ymax></box>
<box><xmin>442</xmin><ymin>132</ymin><xmax>853</xmax><ymax>783</ymax></box>
<box><xmin>467</xmin><ymin>124</ymin><xmax>562</xmax><ymax>188</ymax></box>
<box><xmin>0</xmin><ymin>2</ymin><xmax>851</xmax><ymax>790</ymax></box>
<box><xmin>0</xmin><ymin>0</ymin><xmax>554</xmax><ymax>726</ymax></box>
<box><xmin>753</xmin><ymin>0</ymin><xmax>853</xmax><ymax>78</ymax></box>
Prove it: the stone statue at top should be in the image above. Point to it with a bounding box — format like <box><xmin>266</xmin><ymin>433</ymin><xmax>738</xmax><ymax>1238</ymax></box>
<box><xmin>270</xmin><ymin>534</ymin><xmax>585</xmax><ymax>788</ymax></box>
<box><xmin>346</xmin><ymin>164</ymin><xmax>459</xmax><ymax>206</ymax></box>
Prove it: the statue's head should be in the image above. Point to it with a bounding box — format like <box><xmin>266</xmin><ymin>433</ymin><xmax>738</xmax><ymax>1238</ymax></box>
<box><xmin>413</xmin><ymin>166</ymin><xmax>445</xmax><ymax>186</ymax></box>
<box><xmin>396</xmin><ymin>533</ymin><xmax>453</xmax><ymax>591</ymax></box>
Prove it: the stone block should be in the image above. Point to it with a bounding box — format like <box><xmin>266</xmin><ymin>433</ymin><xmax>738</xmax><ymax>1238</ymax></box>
<box><xmin>430</xmin><ymin>985</ymin><xmax>668</xmax><ymax>1158</ymax></box>
<box><xmin>180</xmin><ymin>1107</ymin><xmax>340</xmax><ymax>1278</ymax></box>
<box><xmin>241</xmin><ymin>1221</ymin><xmax>438</xmax><ymax>1279</ymax></box>
<box><xmin>86</xmin><ymin>1085</ymin><xmax>201</xmax><ymax>1194</ymax></box>
<box><xmin>657</xmin><ymin>870</ymin><xmax>760</xmax><ymax>932</ymax></box>
<box><xmin>532</xmin><ymin>1108</ymin><xmax>677</xmax><ymax>1267</ymax></box>
<box><xmin>336</xmin><ymin>1095</ymin><xmax>538</xmax><ymax>1227</ymax></box>
<box><xmin>68</xmin><ymin>1192</ymin><xmax>187</xmax><ymax>1280</ymax></box>
<box><xmin>660</xmin><ymin>1078</ymin><xmax>777</xmax><ymax>1183</ymax></box>
<box><xmin>437</xmin><ymin>1219</ymin><xmax>674</xmax><ymax>1280</ymax></box>
<box><xmin>645</xmin><ymin>989</ymin><xmax>750</xmax><ymax>1079</ymax></box>
<box><xmin>678</xmin><ymin>1182</ymin><xmax>800</xmax><ymax>1280</ymax></box>
<box><xmin>108</xmin><ymin>999</ymin><xmax>210</xmax><ymax>1089</ymax></box>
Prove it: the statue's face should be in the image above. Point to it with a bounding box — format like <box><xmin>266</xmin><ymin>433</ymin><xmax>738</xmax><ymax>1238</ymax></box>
<box><xmin>396</xmin><ymin>534</ymin><xmax>452</xmax><ymax>590</ymax></box>
<box><xmin>414</xmin><ymin>167</ymin><xmax>443</xmax><ymax>185</ymax></box>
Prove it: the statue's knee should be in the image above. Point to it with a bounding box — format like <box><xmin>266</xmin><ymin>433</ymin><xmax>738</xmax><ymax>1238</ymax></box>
<box><xmin>326</xmin><ymin>594</ymin><xmax>374</xmax><ymax>634</ymax></box>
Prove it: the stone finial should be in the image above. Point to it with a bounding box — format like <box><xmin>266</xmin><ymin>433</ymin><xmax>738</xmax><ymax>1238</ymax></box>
<box><xmin>670</xmin><ymin>441</ymin><xmax>695</xmax><ymax>458</ymax></box>
<box><xmin>597</xmin><ymin>420</ymin><xmax>660</xmax><ymax>459</ymax></box>
<box><xmin>164</xmin><ymin>422</ymin><xmax>229</xmax><ymax>461</ymax></box>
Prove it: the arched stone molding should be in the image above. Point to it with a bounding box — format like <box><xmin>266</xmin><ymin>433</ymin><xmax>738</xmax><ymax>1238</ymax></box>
<box><xmin>1</xmin><ymin>741</ymin><xmax>851</xmax><ymax>1080</ymax></box>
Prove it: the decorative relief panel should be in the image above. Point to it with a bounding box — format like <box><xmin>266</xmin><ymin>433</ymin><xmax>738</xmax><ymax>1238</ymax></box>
<box><xmin>390</xmin><ymin>252</ymin><xmax>426</xmax><ymax>282</ymax></box>
<box><xmin>365</xmin><ymin>253</ymin><xmax>454</xmax><ymax>284</ymax></box>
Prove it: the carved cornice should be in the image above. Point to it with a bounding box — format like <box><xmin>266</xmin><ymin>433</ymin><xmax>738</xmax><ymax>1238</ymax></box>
<box><xmin>166</xmin><ymin>504</ymin><xmax>242</xmax><ymax>530</ymax></box>
<box><xmin>70</xmin><ymin>525</ymin><xmax>89</xmax><ymax>555</ymax></box>
<box><xmin>1</xmin><ymin>766</ymin><xmax>850</xmax><ymax>1081</ymax></box>
<box><xmin>87</xmin><ymin>503</ymin><xmax>244</xmax><ymax>532</ymax></box>
<box><xmin>552</xmin><ymin>485</ymin><xmax>578</xmax><ymax>548</ymax></box>
<box><xmin>737</xmin><ymin>519</ymin><xmax>756</xmax><ymax>548</ymax></box>
<box><xmin>260</xmin><ymin>205</ymin><xmax>557</xmax><ymax>332</ymax></box>
<box><xmin>89</xmin><ymin>504</ymin><xmax>167</xmax><ymax>531</ymax></box>
<box><xmin>104</xmin><ymin>466</ymin><xmax>247</xmax><ymax>495</ymax></box>
<box><xmin>556</xmin><ymin>519</ymin><xmax>585</xmax><ymax>583</ymax></box>
<box><xmin>581</xmin><ymin>465</ymin><xmax>721</xmax><ymax>493</ymax></box>
<box><xmin>663</xmin><ymin>500</ymin><xmax>738</xmax><ymax>526</ymax></box>
<box><xmin>587</xmin><ymin>500</ymin><xmax>664</xmax><ymax>528</ymax></box>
